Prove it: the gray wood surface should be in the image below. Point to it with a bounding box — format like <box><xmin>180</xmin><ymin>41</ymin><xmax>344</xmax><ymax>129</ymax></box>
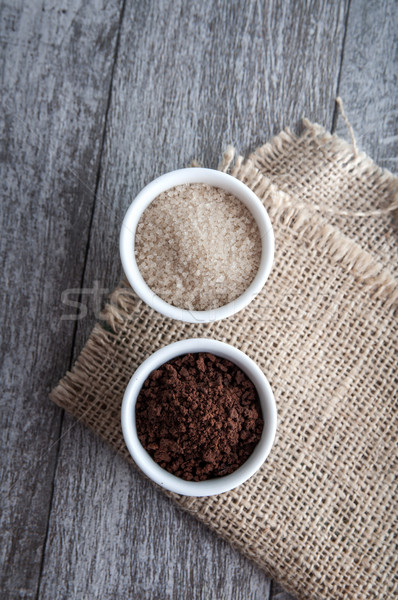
<box><xmin>334</xmin><ymin>0</ymin><xmax>398</xmax><ymax>173</ymax></box>
<box><xmin>1</xmin><ymin>0</ymin><xmax>396</xmax><ymax>599</ymax></box>
<box><xmin>1</xmin><ymin>1</ymin><xmax>122</xmax><ymax>598</ymax></box>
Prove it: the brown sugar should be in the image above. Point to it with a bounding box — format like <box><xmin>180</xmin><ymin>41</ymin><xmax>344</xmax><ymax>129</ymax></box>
<box><xmin>134</xmin><ymin>183</ymin><xmax>262</xmax><ymax>311</ymax></box>
<box><xmin>135</xmin><ymin>353</ymin><xmax>264</xmax><ymax>482</ymax></box>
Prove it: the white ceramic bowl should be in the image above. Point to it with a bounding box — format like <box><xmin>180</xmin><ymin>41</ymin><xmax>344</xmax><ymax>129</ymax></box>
<box><xmin>121</xmin><ymin>338</ymin><xmax>277</xmax><ymax>497</ymax></box>
<box><xmin>120</xmin><ymin>168</ymin><xmax>274</xmax><ymax>323</ymax></box>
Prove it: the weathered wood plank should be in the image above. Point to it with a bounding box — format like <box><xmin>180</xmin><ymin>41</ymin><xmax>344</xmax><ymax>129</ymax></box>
<box><xmin>334</xmin><ymin>0</ymin><xmax>398</xmax><ymax>174</ymax></box>
<box><xmin>0</xmin><ymin>1</ymin><xmax>122</xmax><ymax>598</ymax></box>
<box><xmin>38</xmin><ymin>1</ymin><xmax>348</xmax><ymax>599</ymax></box>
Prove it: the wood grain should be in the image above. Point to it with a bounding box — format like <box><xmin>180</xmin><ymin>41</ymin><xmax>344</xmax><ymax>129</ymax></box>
<box><xmin>38</xmin><ymin>1</ymin><xmax>349</xmax><ymax>599</ymax></box>
<box><xmin>334</xmin><ymin>0</ymin><xmax>398</xmax><ymax>174</ymax></box>
<box><xmin>0</xmin><ymin>1</ymin><xmax>122</xmax><ymax>598</ymax></box>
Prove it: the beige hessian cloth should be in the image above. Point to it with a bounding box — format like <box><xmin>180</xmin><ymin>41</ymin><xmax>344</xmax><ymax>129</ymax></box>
<box><xmin>51</xmin><ymin>120</ymin><xmax>398</xmax><ymax>600</ymax></box>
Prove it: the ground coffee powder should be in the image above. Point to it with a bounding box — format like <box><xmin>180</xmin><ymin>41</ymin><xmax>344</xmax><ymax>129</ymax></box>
<box><xmin>135</xmin><ymin>352</ymin><xmax>264</xmax><ymax>481</ymax></box>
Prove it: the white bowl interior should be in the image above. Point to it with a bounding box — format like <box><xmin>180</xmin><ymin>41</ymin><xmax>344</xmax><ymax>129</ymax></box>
<box><xmin>120</xmin><ymin>168</ymin><xmax>274</xmax><ymax>323</ymax></box>
<box><xmin>121</xmin><ymin>338</ymin><xmax>277</xmax><ymax>497</ymax></box>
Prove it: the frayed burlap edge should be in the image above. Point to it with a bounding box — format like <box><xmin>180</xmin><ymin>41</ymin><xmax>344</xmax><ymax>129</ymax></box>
<box><xmin>247</xmin><ymin>120</ymin><xmax>398</xmax><ymax>218</ymax></box>
<box><xmin>231</xmin><ymin>158</ymin><xmax>398</xmax><ymax>305</ymax></box>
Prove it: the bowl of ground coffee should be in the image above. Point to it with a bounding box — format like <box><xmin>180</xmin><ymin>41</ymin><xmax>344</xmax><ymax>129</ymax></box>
<box><xmin>120</xmin><ymin>168</ymin><xmax>274</xmax><ymax>323</ymax></box>
<box><xmin>121</xmin><ymin>338</ymin><xmax>277</xmax><ymax>496</ymax></box>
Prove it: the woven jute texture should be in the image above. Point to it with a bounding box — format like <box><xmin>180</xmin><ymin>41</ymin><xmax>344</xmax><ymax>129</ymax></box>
<box><xmin>249</xmin><ymin>120</ymin><xmax>398</xmax><ymax>277</ymax></box>
<box><xmin>51</xmin><ymin>121</ymin><xmax>398</xmax><ymax>600</ymax></box>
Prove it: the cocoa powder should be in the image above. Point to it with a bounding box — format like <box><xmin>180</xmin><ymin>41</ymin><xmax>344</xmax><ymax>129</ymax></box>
<box><xmin>135</xmin><ymin>352</ymin><xmax>264</xmax><ymax>481</ymax></box>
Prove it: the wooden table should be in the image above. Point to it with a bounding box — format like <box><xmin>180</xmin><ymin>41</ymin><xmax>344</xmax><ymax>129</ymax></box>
<box><xmin>1</xmin><ymin>1</ymin><xmax>396</xmax><ymax>598</ymax></box>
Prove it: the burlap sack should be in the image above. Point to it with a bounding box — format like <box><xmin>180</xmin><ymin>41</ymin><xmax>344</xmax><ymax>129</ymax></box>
<box><xmin>248</xmin><ymin>119</ymin><xmax>398</xmax><ymax>275</ymax></box>
<box><xmin>50</xmin><ymin>121</ymin><xmax>398</xmax><ymax>600</ymax></box>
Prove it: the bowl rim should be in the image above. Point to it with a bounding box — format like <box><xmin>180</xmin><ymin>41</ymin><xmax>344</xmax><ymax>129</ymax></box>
<box><xmin>121</xmin><ymin>338</ymin><xmax>277</xmax><ymax>497</ymax></box>
<box><xmin>119</xmin><ymin>167</ymin><xmax>274</xmax><ymax>323</ymax></box>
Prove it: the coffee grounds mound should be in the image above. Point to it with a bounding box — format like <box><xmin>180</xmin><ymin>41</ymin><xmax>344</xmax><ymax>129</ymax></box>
<box><xmin>135</xmin><ymin>352</ymin><xmax>264</xmax><ymax>482</ymax></box>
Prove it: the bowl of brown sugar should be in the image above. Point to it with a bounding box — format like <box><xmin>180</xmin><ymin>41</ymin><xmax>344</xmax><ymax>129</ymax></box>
<box><xmin>120</xmin><ymin>168</ymin><xmax>274</xmax><ymax>323</ymax></box>
<box><xmin>121</xmin><ymin>338</ymin><xmax>277</xmax><ymax>496</ymax></box>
